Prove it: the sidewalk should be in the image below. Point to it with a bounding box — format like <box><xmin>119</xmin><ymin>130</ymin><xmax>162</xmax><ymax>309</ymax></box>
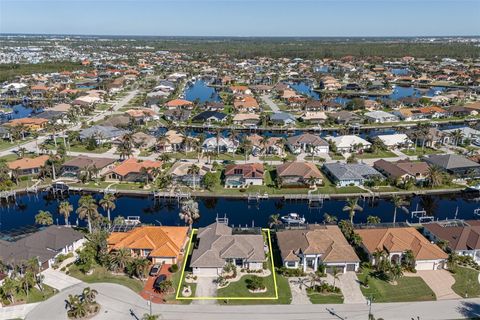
<box><xmin>0</xmin><ymin>302</ymin><xmax>39</xmax><ymax>320</ymax></box>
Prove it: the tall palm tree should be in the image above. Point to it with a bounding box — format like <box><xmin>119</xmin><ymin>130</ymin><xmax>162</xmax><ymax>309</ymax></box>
<box><xmin>58</xmin><ymin>201</ymin><xmax>73</xmax><ymax>226</ymax></box>
<box><xmin>215</xmin><ymin>128</ymin><xmax>222</xmax><ymax>155</ymax></box>
<box><xmin>391</xmin><ymin>195</ymin><xmax>408</xmax><ymax>224</ymax></box>
<box><xmin>331</xmin><ymin>267</ymin><xmax>340</xmax><ymax>290</ymax></box>
<box><xmin>76</xmin><ymin>195</ymin><xmax>99</xmax><ymax>233</ymax></box>
<box><xmin>35</xmin><ymin>210</ymin><xmax>53</xmax><ymax>225</ymax></box>
<box><xmin>450</xmin><ymin>129</ymin><xmax>464</xmax><ymax>146</ymax></box>
<box><xmin>133</xmin><ymin>258</ymin><xmax>150</xmax><ymax>281</ymax></box>
<box><xmin>187</xmin><ymin>164</ymin><xmax>200</xmax><ymax>190</ymax></box>
<box><xmin>427</xmin><ymin>165</ymin><xmax>443</xmax><ymax>187</ymax></box>
<box><xmin>1</xmin><ymin>277</ymin><xmax>17</xmax><ymax>304</ymax></box>
<box><xmin>99</xmin><ymin>193</ymin><xmax>116</xmax><ymax>222</ymax></box>
<box><xmin>342</xmin><ymin>198</ymin><xmax>363</xmax><ymax>223</ymax></box>
<box><xmin>241</xmin><ymin>137</ymin><xmax>252</xmax><ymax>163</ymax></box>
<box><xmin>178</xmin><ymin>200</ymin><xmax>200</xmax><ymax>231</ymax></box>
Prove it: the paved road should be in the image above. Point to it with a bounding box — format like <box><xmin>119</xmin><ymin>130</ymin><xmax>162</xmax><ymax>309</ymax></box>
<box><xmin>24</xmin><ymin>282</ymin><xmax>480</xmax><ymax>320</ymax></box>
<box><xmin>260</xmin><ymin>94</ymin><xmax>280</xmax><ymax>113</ymax></box>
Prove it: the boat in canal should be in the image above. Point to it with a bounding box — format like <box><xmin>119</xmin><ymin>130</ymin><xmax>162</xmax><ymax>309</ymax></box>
<box><xmin>281</xmin><ymin>213</ymin><xmax>305</xmax><ymax>224</ymax></box>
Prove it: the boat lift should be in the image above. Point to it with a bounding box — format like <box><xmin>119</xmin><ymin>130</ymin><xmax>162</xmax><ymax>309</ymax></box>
<box><xmin>411</xmin><ymin>204</ymin><xmax>433</xmax><ymax>223</ymax></box>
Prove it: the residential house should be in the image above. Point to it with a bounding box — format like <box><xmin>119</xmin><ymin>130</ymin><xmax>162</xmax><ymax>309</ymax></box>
<box><xmin>79</xmin><ymin>125</ymin><xmax>128</xmax><ymax>144</ymax></box>
<box><xmin>442</xmin><ymin>127</ymin><xmax>480</xmax><ymax>145</ymax></box>
<box><xmin>156</xmin><ymin>130</ymin><xmax>186</xmax><ymax>153</ymax></box>
<box><xmin>364</xmin><ymin>111</ymin><xmax>399</xmax><ymax>123</ymax></box>
<box><xmin>287</xmin><ymin>133</ymin><xmax>329</xmax><ymax>155</ymax></box>
<box><xmin>277</xmin><ymin>225</ymin><xmax>360</xmax><ymax>273</ymax></box>
<box><xmin>202</xmin><ymin>137</ymin><xmax>238</xmax><ymax>153</ymax></box>
<box><xmin>276</xmin><ymin>161</ymin><xmax>323</xmax><ymax>186</ymax></box>
<box><xmin>131</xmin><ymin>132</ymin><xmax>157</xmax><ymax>149</ymax></box>
<box><xmin>233</xmin><ymin>95</ymin><xmax>260</xmax><ymax>113</ymax></box>
<box><xmin>168</xmin><ymin>162</ymin><xmax>210</xmax><ymax>188</ymax></box>
<box><xmin>327</xmin><ymin>111</ymin><xmax>362</xmax><ymax>125</ymax></box>
<box><xmin>328</xmin><ymin>135</ymin><xmax>371</xmax><ymax>153</ymax></box>
<box><xmin>302</xmin><ymin>111</ymin><xmax>328</xmax><ymax>124</ymax></box>
<box><xmin>423</xmin><ymin>220</ymin><xmax>480</xmax><ymax>264</ymax></box>
<box><xmin>125</xmin><ymin>108</ymin><xmax>158</xmax><ymax>124</ymax></box>
<box><xmin>190</xmin><ymin>222</ymin><xmax>266</xmax><ymax>276</ymax></box>
<box><xmin>355</xmin><ymin>227</ymin><xmax>448</xmax><ymax>270</ymax></box>
<box><xmin>191</xmin><ymin>111</ymin><xmax>228</xmax><ymax>123</ymax></box>
<box><xmin>423</xmin><ymin>154</ymin><xmax>480</xmax><ymax>178</ymax></box>
<box><xmin>165</xmin><ymin>99</ymin><xmax>194</xmax><ymax>110</ymax></box>
<box><xmin>108</xmin><ymin>226</ymin><xmax>189</xmax><ymax>265</ymax></box>
<box><xmin>246</xmin><ymin>134</ymin><xmax>284</xmax><ymax>156</ymax></box>
<box><xmin>6</xmin><ymin>118</ymin><xmax>49</xmax><ymax>132</ymax></box>
<box><xmin>375</xmin><ymin>134</ymin><xmax>412</xmax><ymax>149</ymax></box>
<box><xmin>163</xmin><ymin>109</ymin><xmax>191</xmax><ymax>122</ymax></box>
<box><xmin>224</xmin><ymin>163</ymin><xmax>264</xmax><ymax>188</ymax></box>
<box><xmin>269</xmin><ymin>112</ymin><xmax>296</xmax><ymax>126</ymax></box>
<box><xmin>232</xmin><ymin>113</ymin><xmax>260</xmax><ymax>127</ymax></box>
<box><xmin>105</xmin><ymin>158</ymin><xmax>161</xmax><ymax>182</ymax></box>
<box><xmin>7</xmin><ymin>155</ymin><xmax>50</xmax><ymax>176</ymax></box>
<box><xmin>373</xmin><ymin>159</ymin><xmax>429</xmax><ymax>183</ymax></box>
<box><xmin>0</xmin><ymin>226</ymin><xmax>85</xmax><ymax>270</ymax></box>
<box><xmin>323</xmin><ymin>162</ymin><xmax>383</xmax><ymax>187</ymax></box>
<box><xmin>61</xmin><ymin>156</ymin><xmax>115</xmax><ymax>179</ymax></box>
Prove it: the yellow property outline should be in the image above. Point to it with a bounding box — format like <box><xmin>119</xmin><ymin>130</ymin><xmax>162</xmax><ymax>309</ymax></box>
<box><xmin>176</xmin><ymin>228</ymin><xmax>278</xmax><ymax>300</ymax></box>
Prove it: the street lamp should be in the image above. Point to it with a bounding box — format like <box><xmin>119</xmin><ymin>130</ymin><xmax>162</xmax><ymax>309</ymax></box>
<box><xmin>367</xmin><ymin>295</ymin><xmax>374</xmax><ymax>320</ymax></box>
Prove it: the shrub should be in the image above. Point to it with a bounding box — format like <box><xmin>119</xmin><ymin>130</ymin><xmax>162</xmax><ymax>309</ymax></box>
<box><xmin>169</xmin><ymin>264</ymin><xmax>179</xmax><ymax>273</ymax></box>
<box><xmin>277</xmin><ymin>267</ymin><xmax>305</xmax><ymax>277</ymax></box>
<box><xmin>246</xmin><ymin>276</ymin><xmax>265</xmax><ymax>291</ymax></box>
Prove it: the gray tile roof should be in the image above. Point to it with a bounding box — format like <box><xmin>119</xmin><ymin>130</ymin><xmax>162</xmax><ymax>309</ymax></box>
<box><xmin>190</xmin><ymin>222</ymin><xmax>265</xmax><ymax>268</ymax></box>
<box><xmin>79</xmin><ymin>125</ymin><xmax>128</xmax><ymax>140</ymax></box>
<box><xmin>424</xmin><ymin>154</ymin><xmax>480</xmax><ymax>170</ymax></box>
<box><xmin>323</xmin><ymin>162</ymin><xmax>382</xmax><ymax>181</ymax></box>
<box><xmin>0</xmin><ymin>226</ymin><xmax>84</xmax><ymax>266</ymax></box>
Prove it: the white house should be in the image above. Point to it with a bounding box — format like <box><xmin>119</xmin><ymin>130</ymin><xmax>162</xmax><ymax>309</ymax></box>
<box><xmin>202</xmin><ymin>137</ymin><xmax>238</xmax><ymax>153</ymax></box>
<box><xmin>376</xmin><ymin>133</ymin><xmax>412</xmax><ymax>149</ymax></box>
<box><xmin>287</xmin><ymin>133</ymin><xmax>329</xmax><ymax>155</ymax></box>
<box><xmin>328</xmin><ymin>135</ymin><xmax>371</xmax><ymax>153</ymax></box>
<box><xmin>364</xmin><ymin>110</ymin><xmax>399</xmax><ymax>123</ymax></box>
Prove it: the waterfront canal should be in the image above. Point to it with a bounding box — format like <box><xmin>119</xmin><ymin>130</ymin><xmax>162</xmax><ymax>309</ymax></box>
<box><xmin>1</xmin><ymin>192</ymin><xmax>479</xmax><ymax>232</ymax></box>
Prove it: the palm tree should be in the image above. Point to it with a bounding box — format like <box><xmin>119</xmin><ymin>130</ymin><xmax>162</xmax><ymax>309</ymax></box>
<box><xmin>133</xmin><ymin>258</ymin><xmax>150</xmax><ymax>281</ymax></box>
<box><xmin>331</xmin><ymin>267</ymin><xmax>340</xmax><ymax>290</ymax></box>
<box><xmin>58</xmin><ymin>201</ymin><xmax>73</xmax><ymax>226</ymax></box>
<box><xmin>306</xmin><ymin>175</ymin><xmax>317</xmax><ymax>187</ymax></box>
<box><xmin>323</xmin><ymin>213</ymin><xmax>337</xmax><ymax>224</ymax></box>
<box><xmin>66</xmin><ymin>294</ymin><xmax>88</xmax><ymax>319</ymax></box>
<box><xmin>447</xmin><ymin>252</ymin><xmax>459</xmax><ymax>271</ymax></box>
<box><xmin>366</xmin><ymin>215</ymin><xmax>381</xmax><ymax>224</ymax></box>
<box><xmin>450</xmin><ymin>129</ymin><xmax>464</xmax><ymax>146</ymax></box>
<box><xmin>76</xmin><ymin>195</ymin><xmax>99</xmax><ymax>233</ymax></box>
<box><xmin>342</xmin><ymin>198</ymin><xmax>363</xmax><ymax>223</ymax></box>
<box><xmin>215</xmin><ymin>128</ymin><xmax>222</xmax><ymax>155</ymax></box>
<box><xmin>82</xmin><ymin>287</ymin><xmax>98</xmax><ymax>305</ymax></box>
<box><xmin>1</xmin><ymin>277</ymin><xmax>17</xmax><ymax>304</ymax></box>
<box><xmin>268</xmin><ymin>214</ymin><xmax>282</xmax><ymax>228</ymax></box>
<box><xmin>178</xmin><ymin>200</ymin><xmax>200</xmax><ymax>231</ymax></box>
<box><xmin>99</xmin><ymin>193</ymin><xmax>116</xmax><ymax>222</ymax></box>
<box><xmin>187</xmin><ymin>164</ymin><xmax>200</xmax><ymax>190</ymax></box>
<box><xmin>35</xmin><ymin>210</ymin><xmax>53</xmax><ymax>225</ymax></box>
<box><xmin>391</xmin><ymin>195</ymin><xmax>408</xmax><ymax>224</ymax></box>
<box><xmin>241</xmin><ymin>137</ymin><xmax>252</xmax><ymax>163</ymax></box>
<box><xmin>389</xmin><ymin>263</ymin><xmax>403</xmax><ymax>282</ymax></box>
<box><xmin>427</xmin><ymin>165</ymin><xmax>444</xmax><ymax>187</ymax></box>
<box><xmin>109</xmin><ymin>248</ymin><xmax>131</xmax><ymax>272</ymax></box>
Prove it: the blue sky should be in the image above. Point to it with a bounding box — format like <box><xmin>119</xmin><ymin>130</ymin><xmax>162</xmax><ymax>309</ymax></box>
<box><xmin>0</xmin><ymin>0</ymin><xmax>479</xmax><ymax>36</ymax></box>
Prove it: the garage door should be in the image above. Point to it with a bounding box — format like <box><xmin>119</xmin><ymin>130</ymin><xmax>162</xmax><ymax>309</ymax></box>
<box><xmin>416</xmin><ymin>261</ymin><xmax>435</xmax><ymax>270</ymax></box>
<box><xmin>346</xmin><ymin>264</ymin><xmax>356</xmax><ymax>272</ymax></box>
<box><xmin>326</xmin><ymin>266</ymin><xmax>344</xmax><ymax>274</ymax></box>
<box><xmin>193</xmin><ymin>267</ymin><xmax>219</xmax><ymax>276</ymax></box>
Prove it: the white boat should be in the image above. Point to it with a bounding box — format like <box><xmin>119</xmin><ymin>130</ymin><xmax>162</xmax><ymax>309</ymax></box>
<box><xmin>281</xmin><ymin>213</ymin><xmax>305</xmax><ymax>224</ymax></box>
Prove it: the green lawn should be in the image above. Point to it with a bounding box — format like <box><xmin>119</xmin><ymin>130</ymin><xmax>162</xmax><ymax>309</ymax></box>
<box><xmin>357</xmin><ymin>269</ymin><xmax>436</xmax><ymax>302</ymax></box>
<box><xmin>451</xmin><ymin>267</ymin><xmax>480</xmax><ymax>298</ymax></box>
<box><xmin>401</xmin><ymin>147</ymin><xmax>442</xmax><ymax>156</ymax></box>
<box><xmin>357</xmin><ymin>150</ymin><xmax>397</xmax><ymax>159</ymax></box>
<box><xmin>329</xmin><ymin>153</ymin><xmax>344</xmax><ymax>160</ymax></box>
<box><xmin>307</xmin><ymin>292</ymin><xmax>343</xmax><ymax>304</ymax></box>
<box><xmin>68</xmin><ymin>265</ymin><xmax>144</xmax><ymax>293</ymax></box>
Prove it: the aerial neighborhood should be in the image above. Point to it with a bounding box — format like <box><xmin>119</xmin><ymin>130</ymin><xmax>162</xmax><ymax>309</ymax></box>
<box><xmin>0</xmin><ymin>35</ymin><xmax>480</xmax><ymax>319</ymax></box>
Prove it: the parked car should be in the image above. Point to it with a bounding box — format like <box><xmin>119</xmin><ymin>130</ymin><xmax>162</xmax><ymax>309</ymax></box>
<box><xmin>153</xmin><ymin>274</ymin><xmax>167</xmax><ymax>289</ymax></box>
<box><xmin>149</xmin><ymin>264</ymin><xmax>161</xmax><ymax>276</ymax></box>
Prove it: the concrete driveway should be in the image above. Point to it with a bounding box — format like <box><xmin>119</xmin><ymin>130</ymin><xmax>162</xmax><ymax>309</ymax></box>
<box><xmin>409</xmin><ymin>270</ymin><xmax>461</xmax><ymax>300</ymax></box>
<box><xmin>325</xmin><ymin>272</ymin><xmax>366</xmax><ymax>304</ymax></box>
<box><xmin>288</xmin><ymin>277</ymin><xmax>312</xmax><ymax>305</ymax></box>
<box><xmin>193</xmin><ymin>276</ymin><xmax>217</xmax><ymax>305</ymax></box>
<box><xmin>41</xmin><ymin>268</ymin><xmax>83</xmax><ymax>291</ymax></box>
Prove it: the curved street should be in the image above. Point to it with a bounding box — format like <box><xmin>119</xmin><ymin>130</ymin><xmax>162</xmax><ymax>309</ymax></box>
<box><xmin>23</xmin><ymin>282</ymin><xmax>480</xmax><ymax>320</ymax></box>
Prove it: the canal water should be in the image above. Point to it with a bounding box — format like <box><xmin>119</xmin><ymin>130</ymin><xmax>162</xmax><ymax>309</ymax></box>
<box><xmin>1</xmin><ymin>192</ymin><xmax>479</xmax><ymax>232</ymax></box>
<box><xmin>184</xmin><ymin>80</ymin><xmax>222</xmax><ymax>103</ymax></box>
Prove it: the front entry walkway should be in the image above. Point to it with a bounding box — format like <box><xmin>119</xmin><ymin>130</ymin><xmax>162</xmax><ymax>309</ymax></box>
<box><xmin>288</xmin><ymin>277</ymin><xmax>312</xmax><ymax>305</ymax></box>
<box><xmin>192</xmin><ymin>276</ymin><xmax>217</xmax><ymax>305</ymax></box>
<box><xmin>325</xmin><ymin>272</ymin><xmax>366</xmax><ymax>304</ymax></box>
<box><xmin>41</xmin><ymin>268</ymin><xmax>83</xmax><ymax>291</ymax></box>
<box><xmin>407</xmin><ymin>270</ymin><xmax>460</xmax><ymax>300</ymax></box>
